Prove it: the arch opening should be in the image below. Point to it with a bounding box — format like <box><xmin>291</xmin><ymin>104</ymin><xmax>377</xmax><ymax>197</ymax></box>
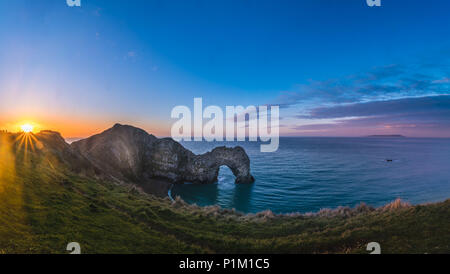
<box><xmin>216</xmin><ymin>165</ymin><xmax>236</xmax><ymax>184</ymax></box>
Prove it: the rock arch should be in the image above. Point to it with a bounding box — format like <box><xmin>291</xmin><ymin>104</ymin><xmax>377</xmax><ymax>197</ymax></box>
<box><xmin>181</xmin><ymin>146</ymin><xmax>255</xmax><ymax>184</ymax></box>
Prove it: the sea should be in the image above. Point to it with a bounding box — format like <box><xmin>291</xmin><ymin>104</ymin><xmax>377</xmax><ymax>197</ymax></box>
<box><xmin>171</xmin><ymin>137</ymin><xmax>450</xmax><ymax>214</ymax></box>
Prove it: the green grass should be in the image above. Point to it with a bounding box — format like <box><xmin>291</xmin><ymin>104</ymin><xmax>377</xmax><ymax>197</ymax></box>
<box><xmin>0</xmin><ymin>141</ymin><xmax>449</xmax><ymax>254</ymax></box>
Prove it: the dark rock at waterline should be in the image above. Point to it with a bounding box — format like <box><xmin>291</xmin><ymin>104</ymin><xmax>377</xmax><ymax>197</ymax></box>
<box><xmin>71</xmin><ymin>124</ymin><xmax>255</xmax><ymax>188</ymax></box>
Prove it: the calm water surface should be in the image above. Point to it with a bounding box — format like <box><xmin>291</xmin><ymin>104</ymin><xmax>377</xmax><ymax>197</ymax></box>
<box><xmin>171</xmin><ymin>138</ymin><xmax>450</xmax><ymax>213</ymax></box>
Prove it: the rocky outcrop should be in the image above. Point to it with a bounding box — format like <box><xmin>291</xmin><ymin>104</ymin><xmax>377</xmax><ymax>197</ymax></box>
<box><xmin>70</xmin><ymin>124</ymin><xmax>157</xmax><ymax>183</ymax></box>
<box><xmin>71</xmin><ymin>124</ymin><xmax>255</xmax><ymax>186</ymax></box>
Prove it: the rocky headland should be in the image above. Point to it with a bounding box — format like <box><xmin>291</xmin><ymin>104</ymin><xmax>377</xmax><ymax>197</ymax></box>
<box><xmin>59</xmin><ymin>124</ymin><xmax>254</xmax><ymax>196</ymax></box>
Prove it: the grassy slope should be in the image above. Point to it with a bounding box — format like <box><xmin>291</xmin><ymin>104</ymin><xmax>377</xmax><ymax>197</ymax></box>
<box><xmin>0</xmin><ymin>140</ymin><xmax>449</xmax><ymax>254</ymax></box>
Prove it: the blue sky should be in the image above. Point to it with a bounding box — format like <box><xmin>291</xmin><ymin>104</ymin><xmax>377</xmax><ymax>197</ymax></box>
<box><xmin>0</xmin><ymin>0</ymin><xmax>449</xmax><ymax>137</ymax></box>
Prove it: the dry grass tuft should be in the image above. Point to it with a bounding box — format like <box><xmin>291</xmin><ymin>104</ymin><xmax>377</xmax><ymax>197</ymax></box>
<box><xmin>380</xmin><ymin>198</ymin><xmax>411</xmax><ymax>211</ymax></box>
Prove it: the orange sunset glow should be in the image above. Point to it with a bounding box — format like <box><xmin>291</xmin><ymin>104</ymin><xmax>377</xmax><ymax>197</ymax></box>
<box><xmin>0</xmin><ymin>117</ymin><xmax>170</xmax><ymax>140</ymax></box>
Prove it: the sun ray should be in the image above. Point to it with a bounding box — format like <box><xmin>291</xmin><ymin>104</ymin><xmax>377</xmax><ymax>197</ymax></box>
<box><xmin>14</xmin><ymin>130</ymin><xmax>40</xmax><ymax>162</ymax></box>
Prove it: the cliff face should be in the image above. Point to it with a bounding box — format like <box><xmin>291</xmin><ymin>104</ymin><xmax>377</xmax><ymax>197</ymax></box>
<box><xmin>70</xmin><ymin>124</ymin><xmax>157</xmax><ymax>183</ymax></box>
<box><xmin>71</xmin><ymin>124</ymin><xmax>254</xmax><ymax>186</ymax></box>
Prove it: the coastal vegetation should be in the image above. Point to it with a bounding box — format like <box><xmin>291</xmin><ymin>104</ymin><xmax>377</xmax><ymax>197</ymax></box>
<box><xmin>0</xmin><ymin>153</ymin><xmax>448</xmax><ymax>253</ymax></box>
<box><xmin>0</xmin><ymin>129</ymin><xmax>449</xmax><ymax>254</ymax></box>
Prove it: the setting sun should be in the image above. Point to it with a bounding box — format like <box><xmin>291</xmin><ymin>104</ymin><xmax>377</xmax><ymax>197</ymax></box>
<box><xmin>21</xmin><ymin>124</ymin><xmax>34</xmax><ymax>133</ymax></box>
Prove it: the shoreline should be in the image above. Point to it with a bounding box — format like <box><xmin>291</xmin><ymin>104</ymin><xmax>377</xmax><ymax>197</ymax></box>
<box><xmin>170</xmin><ymin>195</ymin><xmax>450</xmax><ymax>219</ymax></box>
<box><xmin>165</xmin><ymin>182</ymin><xmax>449</xmax><ymax>216</ymax></box>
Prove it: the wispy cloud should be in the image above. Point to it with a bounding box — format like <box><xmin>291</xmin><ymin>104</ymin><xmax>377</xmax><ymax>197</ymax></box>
<box><xmin>296</xmin><ymin>95</ymin><xmax>450</xmax><ymax>120</ymax></box>
<box><xmin>272</xmin><ymin>60</ymin><xmax>450</xmax><ymax>110</ymax></box>
<box><xmin>433</xmin><ymin>77</ymin><xmax>450</xmax><ymax>84</ymax></box>
<box><xmin>290</xmin><ymin>95</ymin><xmax>450</xmax><ymax>136</ymax></box>
<box><xmin>274</xmin><ymin>55</ymin><xmax>450</xmax><ymax>137</ymax></box>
